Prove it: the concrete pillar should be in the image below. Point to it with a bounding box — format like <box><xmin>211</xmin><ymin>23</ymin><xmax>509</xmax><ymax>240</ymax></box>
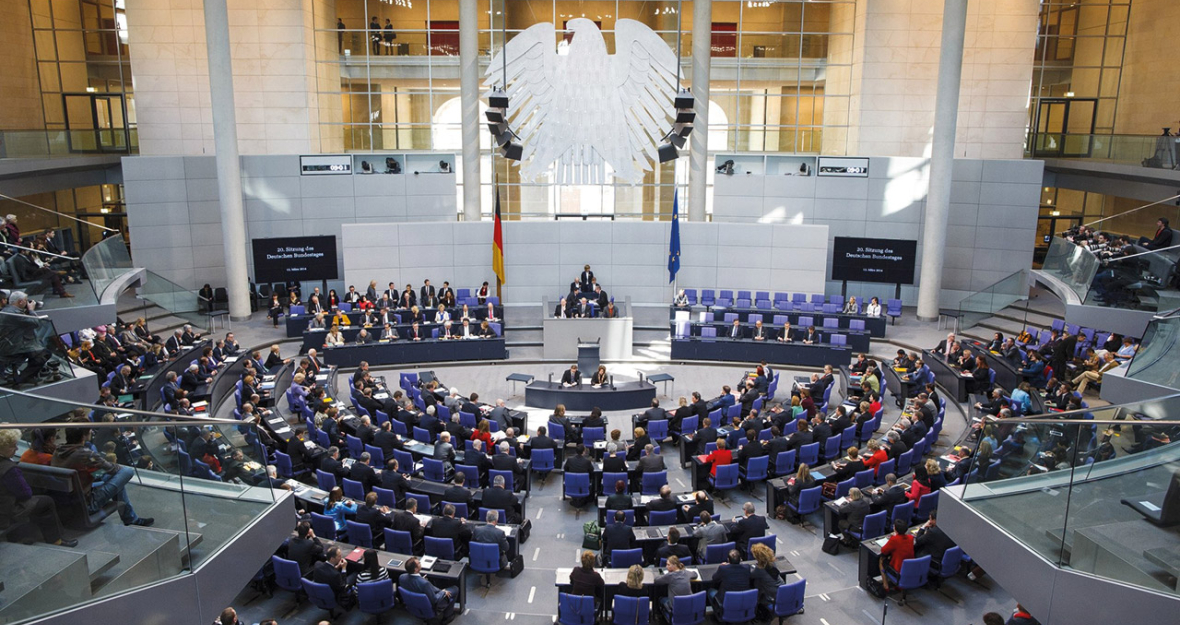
<box><xmin>688</xmin><ymin>0</ymin><xmax>712</xmax><ymax>222</ymax></box>
<box><xmin>459</xmin><ymin>0</ymin><xmax>482</xmax><ymax>222</ymax></box>
<box><xmin>202</xmin><ymin>0</ymin><xmax>250</xmax><ymax>321</ymax></box>
<box><xmin>917</xmin><ymin>0</ymin><xmax>968</xmax><ymax>321</ymax></box>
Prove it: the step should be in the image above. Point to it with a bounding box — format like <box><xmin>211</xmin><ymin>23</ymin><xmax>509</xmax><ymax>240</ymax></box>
<box><xmin>0</xmin><ymin>542</ymin><xmax>93</xmax><ymax>623</ymax></box>
<box><xmin>73</xmin><ymin>521</ymin><xmax>184</xmax><ymax>597</ymax></box>
<box><xmin>39</xmin><ymin>543</ymin><xmax>121</xmax><ymax>587</ymax></box>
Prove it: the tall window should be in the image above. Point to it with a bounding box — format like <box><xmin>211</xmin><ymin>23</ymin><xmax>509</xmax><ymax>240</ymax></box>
<box><xmin>311</xmin><ymin>0</ymin><xmax>854</xmax><ymax>217</ymax></box>
<box><xmin>28</xmin><ymin>0</ymin><xmax>136</xmax><ymax>153</ymax></box>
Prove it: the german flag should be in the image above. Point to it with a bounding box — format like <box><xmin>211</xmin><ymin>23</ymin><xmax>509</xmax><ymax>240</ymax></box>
<box><xmin>492</xmin><ymin>186</ymin><xmax>506</xmax><ymax>286</ymax></box>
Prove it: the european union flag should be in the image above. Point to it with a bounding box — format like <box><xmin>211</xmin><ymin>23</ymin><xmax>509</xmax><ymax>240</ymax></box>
<box><xmin>668</xmin><ymin>190</ymin><xmax>681</xmax><ymax>283</ymax></box>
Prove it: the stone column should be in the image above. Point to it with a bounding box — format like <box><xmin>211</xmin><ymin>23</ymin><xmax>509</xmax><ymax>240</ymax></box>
<box><xmin>459</xmin><ymin>0</ymin><xmax>482</xmax><ymax>222</ymax></box>
<box><xmin>688</xmin><ymin>0</ymin><xmax>712</xmax><ymax>222</ymax></box>
<box><xmin>203</xmin><ymin>0</ymin><xmax>250</xmax><ymax>321</ymax></box>
<box><xmin>917</xmin><ymin>0</ymin><xmax>968</xmax><ymax>321</ymax></box>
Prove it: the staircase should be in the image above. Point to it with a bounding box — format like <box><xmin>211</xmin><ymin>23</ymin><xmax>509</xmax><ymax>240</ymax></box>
<box><xmin>958</xmin><ymin>285</ymin><xmax>1067</xmax><ymax>344</ymax></box>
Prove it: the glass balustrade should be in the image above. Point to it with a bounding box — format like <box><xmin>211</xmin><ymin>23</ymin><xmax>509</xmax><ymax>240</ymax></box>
<box><xmin>956</xmin><ymin>395</ymin><xmax>1180</xmax><ymax>596</ymax></box>
<box><xmin>0</xmin><ymin>311</ymin><xmax>76</xmax><ymax>392</ymax></box>
<box><xmin>79</xmin><ymin>235</ymin><xmax>135</xmax><ymax>300</ymax></box>
<box><xmin>1043</xmin><ymin>234</ymin><xmax>1180</xmax><ymax>314</ymax></box>
<box><xmin>0</xmin><ymin>391</ymin><xmax>277</xmax><ymax>624</ymax></box>
<box><xmin>958</xmin><ymin>269</ymin><xmax>1030</xmax><ymax>331</ymax></box>
<box><xmin>0</xmin><ymin>129</ymin><xmax>137</xmax><ymax>158</ymax></box>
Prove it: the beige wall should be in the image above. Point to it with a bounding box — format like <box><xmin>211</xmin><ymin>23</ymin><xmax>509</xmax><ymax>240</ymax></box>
<box><xmin>1115</xmin><ymin>0</ymin><xmax>1180</xmax><ymax>134</ymax></box>
<box><xmin>850</xmin><ymin>0</ymin><xmax>1038</xmax><ymax>159</ymax></box>
<box><xmin>0</xmin><ymin>1</ymin><xmax>45</xmax><ymax>130</ymax></box>
<box><xmin>127</xmin><ymin>0</ymin><xmax>326</xmax><ymax>155</ymax></box>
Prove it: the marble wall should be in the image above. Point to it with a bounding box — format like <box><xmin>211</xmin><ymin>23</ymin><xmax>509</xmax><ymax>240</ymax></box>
<box><xmin>0</xmin><ymin>0</ymin><xmax>44</xmax><ymax>130</ymax></box>
<box><xmin>848</xmin><ymin>0</ymin><xmax>1039</xmax><ymax>159</ymax></box>
<box><xmin>125</xmin><ymin>0</ymin><xmax>327</xmax><ymax>155</ymax></box>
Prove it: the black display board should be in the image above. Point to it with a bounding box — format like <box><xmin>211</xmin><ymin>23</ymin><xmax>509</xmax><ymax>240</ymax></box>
<box><xmin>831</xmin><ymin>237</ymin><xmax>917</xmax><ymax>284</ymax></box>
<box><xmin>252</xmin><ymin>236</ymin><xmax>338</xmax><ymax>283</ymax></box>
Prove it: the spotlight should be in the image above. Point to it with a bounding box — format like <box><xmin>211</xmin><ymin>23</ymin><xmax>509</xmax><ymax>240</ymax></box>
<box><xmin>501</xmin><ymin>142</ymin><xmax>523</xmax><ymax>160</ymax></box>
<box><xmin>485</xmin><ymin>87</ymin><xmax>522</xmax><ymax>161</ymax></box>
<box><xmin>658</xmin><ymin>142</ymin><xmax>679</xmax><ymax>163</ymax></box>
<box><xmin>489</xmin><ymin>92</ymin><xmax>509</xmax><ymax>109</ymax></box>
<box><xmin>717</xmin><ymin>160</ymin><xmax>735</xmax><ymax>175</ymax></box>
<box><xmin>668</xmin><ymin>133</ymin><xmax>687</xmax><ymax>149</ymax></box>
<box><xmin>439</xmin><ymin>160</ymin><xmax>451</xmax><ymax>173</ymax></box>
<box><xmin>485</xmin><ymin>109</ymin><xmax>505</xmax><ymax>123</ymax></box>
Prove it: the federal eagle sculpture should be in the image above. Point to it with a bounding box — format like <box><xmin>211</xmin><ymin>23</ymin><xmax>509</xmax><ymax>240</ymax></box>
<box><xmin>485</xmin><ymin>18</ymin><xmax>681</xmax><ymax>185</ymax></box>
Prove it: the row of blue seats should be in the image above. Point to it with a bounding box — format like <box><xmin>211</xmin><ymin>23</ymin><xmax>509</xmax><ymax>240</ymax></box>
<box><xmin>681</xmin><ymin>289</ymin><xmax>902</xmax><ymax>315</ymax></box>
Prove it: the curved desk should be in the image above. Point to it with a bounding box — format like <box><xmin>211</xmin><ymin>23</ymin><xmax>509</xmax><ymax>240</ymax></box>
<box><xmin>321</xmin><ymin>338</ymin><xmax>507</xmax><ymax>368</ymax></box>
<box><xmin>524</xmin><ymin>380</ymin><xmax>657</xmax><ymax>411</ymax></box>
<box><xmin>670</xmin><ymin>337</ymin><xmax>850</xmax><ymax>367</ymax></box>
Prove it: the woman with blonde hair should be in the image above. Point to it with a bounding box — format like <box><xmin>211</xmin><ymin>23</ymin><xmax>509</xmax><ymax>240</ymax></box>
<box><xmin>616</xmin><ymin>564</ymin><xmax>646</xmax><ymax>597</ymax></box>
<box><xmin>750</xmin><ymin>543</ymin><xmax>780</xmax><ymax>609</ymax></box>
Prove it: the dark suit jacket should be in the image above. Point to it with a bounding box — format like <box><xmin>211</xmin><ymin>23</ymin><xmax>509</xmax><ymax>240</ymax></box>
<box><xmin>914</xmin><ymin>524</ymin><xmax>956</xmax><ymax>562</ymax></box>
<box><xmin>312</xmin><ymin>561</ymin><xmax>349</xmax><ymax>598</ymax></box>
<box><xmin>481</xmin><ymin>486</ymin><xmax>519</xmax><ymax>521</ymax></box>
<box><xmin>355</xmin><ymin>504</ymin><xmax>392</xmax><ymax>535</ymax></box>
<box><xmin>732</xmin><ymin>514</ymin><xmax>769</xmax><ymax>550</ymax></box>
<box><xmin>349</xmin><ymin>461</ymin><xmax>379</xmax><ymax>491</ymax></box>
<box><xmin>320</xmin><ymin>455</ymin><xmax>348</xmax><ymax>480</ymax></box>
<box><xmin>695</xmin><ymin>427</ymin><xmax>719</xmax><ymax>455</ymax></box>
<box><xmin>564</xmin><ymin>455</ymin><xmax>593</xmax><ymax>473</ymax></box>
<box><xmin>431</xmin><ymin>515</ymin><xmax>472</xmax><ymax>544</ymax></box>
<box><xmin>712</xmin><ymin>563</ymin><xmax>752</xmax><ymax>601</ymax></box>
<box><xmin>287</xmin><ymin>536</ymin><xmax>324</xmax><ymax>575</ymax></box>
<box><xmin>560</xmin><ymin>369</ymin><xmax>581</xmax><ymax>386</ymax></box>
<box><xmin>871</xmin><ymin>485</ymin><xmax>909</xmax><ymax>510</ymax></box>
<box><xmin>602</xmin><ymin>523</ymin><xmax>635</xmax><ymax>555</ymax></box>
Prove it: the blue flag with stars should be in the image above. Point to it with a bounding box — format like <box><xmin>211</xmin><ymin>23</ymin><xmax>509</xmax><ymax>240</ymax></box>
<box><xmin>668</xmin><ymin>190</ymin><xmax>681</xmax><ymax>283</ymax></box>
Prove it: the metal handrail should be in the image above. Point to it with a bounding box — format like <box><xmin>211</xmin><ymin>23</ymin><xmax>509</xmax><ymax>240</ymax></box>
<box><xmin>0</xmin><ymin>384</ymin><xmax>242</xmax><ymax>425</ymax></box>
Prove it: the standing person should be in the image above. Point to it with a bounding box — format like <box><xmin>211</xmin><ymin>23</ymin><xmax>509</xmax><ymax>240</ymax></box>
<box><xmin>383</xmin><ymin>19</ymin><xmax>396</xmax><ymax>55</ymax></box>
<box><xmin>337</xmin><ymin>17</ymin><xmax>346</xmax><ymax>53</ymax></box>
<box><xmin>369</xmin><ymin>15</ymin><xmax>381</xmax><ymax>55</ymax></box>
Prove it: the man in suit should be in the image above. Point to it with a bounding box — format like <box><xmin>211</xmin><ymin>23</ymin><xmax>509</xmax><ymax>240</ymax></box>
<box><xmin>1052</xmin><ymin>330</ymin><xmax>1078</xmax><ymax>381</ymax></box>
<box><xmin>811</xmin><ymin>414</ymin><xmax>834</xmax><ymax>450</ymax></box>
<box><xmin>563</xmin><ymin>444</ymin><xmax>593</xmax><ymax>474</ymax></box>
<box><xmin>355</xmin><ymin>491</ymin><xmax>394</xmax><ymax>538</ymax></box>
<box><xmin>319</xmin><ymin>446</ymin><xmax>349</xmax><ymax>481</ymax></box>
<box><xmin>109</xmin><ymin>365</ymin><xmax>133</xmax><ymax>396</ymax></box>
<box><xmin>602</xmin><ymin>509</ymin><xmax>636</xmax><ymax>561</ymax></box>
<box><xmin>443</xmin><ymin>471</ymin><xmax>475</xmax><ymax>508</ymax></box>
<box><xmin>884</xmin><ymin>430</ymin><xmax>908</xmax><ymax>461</ymax></box>
<box><xmin>432</xmin><ymin>503</ymin><xmax>473</xmax><ymax>557</ymax></box>
<box><xmin>472</xmin><ymin>510</ymin><xmax>512</xmax><ymax>570</ymax></box>
<box><xmin>286</xmin><ymin>428</ymin><xmax>315</xmax><ymax>471</ymax></box>
<box><xmin>710</xmin><ymin>549</ymin><xmax>752</xmax><ymax>608</ymax></box>
<box><xmin>311</xmin><ymin>547</ymin><xmax>355</xmax><ymax>609</ymax></box>
<box><xmin>786</xmin><ymin>419</ymin><xmax>813</xmax><ymax>452</ymax></box>
<box><xmin>914</xmin><ymin>510</ymin><xmax>957</xmax><ymax>563</ymax></box>
<box><xmin>392</xmin><ymin>499</ymin><xmax>426</xmax><ymax>552</ymax></box>
<box><xmin>681</xmin><ymin>491</ymin><xmax>714</xmax><ymax>523</ymax></box>
<box><xmin>751</xmin><ymin>320</ymin><xmax>768</xmax><ymax>341</ymax></box>
<box><xmin>482</xmin><ymin>475</ymin><xmax>521</xmax><ymax>524</ymax></box>
<box><xmin>728</xmin><ymin>318</ymin><xmax>743</xmax><ymax>339</ymax></box>
<box><xmin>400</xmin><ymin>285</ymin><xmax>416</xmax><ymax>309</ymax></box>
<box><xmin>828</xmin><ymin>406</ymin><xmax>853</xmax><ymax>436</ymax></box>
<box><xmin>488</xmin><ymin>399</ymin><xmax>512</xmax><ymax>432</ymax></box>
<box><xmin>380</xmin><ymin>458</ymin><xmax>411</xmax><ymax>503</ymax></box>
<box><xmin>932</xmin><ymin>332</ymin><xmax>956</xmax><ymax>356</ymax></box>
<box><xmin>349</xmin><ymin>452</ymin><xmax>380</xmax><ymax>492</ymax></box>
<box><xmin>594</xmin><ymin>285</ymin><xmax>609</xmax><ymax>308</ymax></box>
<box><xmin>641</xmin><ymin>398</ymin><xmax>666</xmax><ymax>427</ymax></box>
<box><xmin>731</xmin><ymin>502</ymin><xmax>769</xmax><ymax>557</ymax></box>
<box><xmin>529</xmin><ymin>426</ymin><xmax>557</xmax><ymax>458</ymax></box>
<box><xmin>637</xmin><ymin>444</ymin><xmax>666</xmax><ymax>476</ymax></box>
<box><xmin>692</xmin><ymin>512</ymin><xmax>730</xmax><ymax>561</ymax></box>
<box><xmin>287</xmin><ymin>521</ymin><xmax>325</xmax><ymax>575</ymax></box>
<box><xmin>164</xmin><ymin>329</ymin><xmax>185</xmax><ymax>356</ymax></box>
<box><xmin>409</xmin><ymin>322</ymin><xmax>423</xmax><ymax>341</ymax></box>
<box><xmin>561</xmin><ymin>364</ymin><xmax>581</xmax><ymax>387</ymax></box>
<box><xmin>399</xmin><ymin>558</ymin><xmax>458</xmax><ymax>620</ymax></box>
<box><xmin>467</xmin><ymin>440</ymin><xmax>494</xmax><ymax>486</ymax></box>
<box><xmin>646</xmin><ymin>485</ymin><xmax>677</xmax><ymax>515</ymax></box>
<box><xmin>575</xmin><ymin>297</ymin><xmax>591</xmax><ymax>318</ymax></box>
<box><xmin>439</xmin><ymin>281</ymin><xmax>454</xmax><ymax>306</ymax></box>
<box><xmin>869</xmin><ymin>473</ymin><xmax>909</xmax><ymax>512</ymax></box>
<box><xmin>492</xmin><ymin>440</ymin><xmax>525</xmax><ymax>483</ymax></box>
<box><xmin>738</xmin><ymin>381</ymin><xmax>758</xmax><ymax>417</ymax></box>
<box><xmin>695</xmin><ymin>417</ymin><xmax>719</xmax><ymax>455</ymax></box>
<box><xmin>372</xmin><ymin>421</ymin><xmax>402</xmax><ymax>459</ymax></box>
<box><xmin>1140</xmin><ymin>217</ymin><xmax>1174</xmax><ymax>250</ymax></box>
<box><xmin>554</xmin><ymin>297</ymin><xmax>570</xmax><ymax>318</ymax></box>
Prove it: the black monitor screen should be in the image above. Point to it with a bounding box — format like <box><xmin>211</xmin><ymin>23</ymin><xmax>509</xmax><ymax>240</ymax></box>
<box><xmin>831</xmin><ymin>237</ymin><xmax>918</xmax><ymax>284</ymax></box>
<box><xmin>252</xmin><ymin>236</ymin><xmax>338</xmax><ymax>283</ymax></box>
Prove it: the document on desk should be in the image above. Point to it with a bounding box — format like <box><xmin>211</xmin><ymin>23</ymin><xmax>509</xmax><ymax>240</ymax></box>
<box><xmin>639</xmin><ymin>495</ymin><xmax>657</xmax><ymax>504</ymax></box>
<box><xmin>1140</xmin><ymin>501</ymin><xmax>1162</xmax><ymax>512</ymax></box>
<box><xmin>420</xmin><ymin>555</ymin><xmax>437</xmax><ymax>569</ymax></box>
<box><xmin>317</xmin><ymin>374</ymin><xmax>330</xmax><ymax>382</ymax></box>
<box><xmin>496</xmin><ymin>525</ymin><xmax>512</xmax><ymax>536</ymax></box>
<box><xmin>415</xmin><ymin>514</ymin><xmax>433</xmax><ymax>526</ymax></box>
<box><xmin>677</xmin><ymin>494</ymin><xmax>694</xmax><ymax>503</ymax></box>
<box><xmin>374</xmin><ymin>392</ymin><xmax>389</xmax><ymax>400</ymax></box>
<box><xmin>832</xmin><ymin>497</ymin><xmax>848</xmax><ymax>506</ymax></box>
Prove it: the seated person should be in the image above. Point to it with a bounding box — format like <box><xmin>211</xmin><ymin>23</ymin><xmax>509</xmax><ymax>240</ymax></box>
<box><xmin>0</xmin><ymin>429</ymin><xmax>77</xmax><ymax>546</ymax></box>
<box><xmin>399</xmin><ymin>557</ymin><xmax>459</xmax><ymax>621</ymax></box>
<box><xmin>312</xmin><ymin>546</ymin><xmax>356</xmax><ymax>609</ymax></box>
<box><xmin>52</xmin><ymin>422</ymin><xmax>153</xmax><ymax>526</ymax></box>
<box><xmin>602</xmin><ymin>509</ymin><xmax>636</xmax><ymax>561</ymax></box>
<box><xmin>471</xmin><ymin>509</ymin><xmax>511</xmax><ymax>570</ymax></box>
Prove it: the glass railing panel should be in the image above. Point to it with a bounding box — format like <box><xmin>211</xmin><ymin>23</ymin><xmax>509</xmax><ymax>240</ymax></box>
<box><xmin>1125</xmin><ymin>315</ymin><xmax>1180</xmax><ymax>388</ymax></box>
<box><xmin>958</xmin><ymin>269</ymin><xmax>1028</xmax><ymax>330</ymax></box>
<box><xmin>0</xmin><ymin>311</ymin><xmax>76</xmax><ymax>392</ymax></box>
<box><xmin>1025</xmin><ymin>132</ymin><xmax>1163</xmax><ymax>167</ymax></box>
<box><xmin>1040</xmin><ymin>236</ymin><xmax>1101</xmax><ymax>301</ymax></box>
<box><xmin>3</xmin><ymin>248</ymin><xmax>100</xmax><ymax>309</ymax></box>
<box><xmin>138</xmin><ymin>270</ymin><xmax>206</xmax><ymax>328</ymax></box>
<box><xmin>0</xmin><ymin>392</ymin><xmax>277</xmax><ymax>623</ymax></box>
<box><xmin>958</xmin><ymin>396</ymin><xmax>1180</xmax><ymax>596</ymax></box>
<box><xmin>80</xmin><ymin>235</ymin><xmax>134</xmax><ymax>298</ymax></box>
<box><xmin>1082</xmin><ymin>246</ymin><xmax>1180</xmax><ymax>314</ymax></box>
<box><xmin>0</xmin><ymin>129</ymin><xmax>137</xmax><ymax>158</ymax></box>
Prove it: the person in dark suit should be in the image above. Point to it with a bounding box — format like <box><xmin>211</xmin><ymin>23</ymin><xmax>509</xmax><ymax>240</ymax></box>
<box><xmin>646</xmin><ymin>485</ymin><xmax>677</xmax><ymax>514</ymax></box>
<box><xmin>837</xmin><ymin>487</ymin><xmax>871</xmax><ymax>535</ymax></box>
<box><xmin>738</xmin><ymin>382</ymin><xmax>758</xmax><ymax>417</ymax></box>
<box><xmin>1140</xmin><ymin>217</ymin><xmax>1174</xmax><ymax>250</ymax></box>
<box><xmin>431</xmin><ymin>503</ymin><xmax>472</xmax><ymax>555</ymax></box>
<box><xmin>681</xmin><ymin>491</ymin><xmax>714</xmax><ymax>523</ymax></box>
<box><xmin>579</xmin><ymin>265</ymin><xmax>594</xmax><ymax>291</ymax></box>
<box><xmin>355</xmin><ymin>492</ymin><xmax>394</xmax><ymax>539</ymax></box>
<box><xmin>913</xmin><ymin>510</ymin><xmax>956</xmax><ymax>563</ymax></box>
<box><xmin>695</xmin><ymin>418</ymin><xmax>718</xmax><ymax>455</ymax></box>
<box><xmin>731</xmin><ymin>502</ymin><xmax>769</xmax><ymax>556</ymax></box>
<box><xmin>710</xmin><ymin>549</ymin><xmax>752</xmax><ymax>609</ymax></box>
<box><xmin>392</xmin><ymin>498</ymin><xmax>426</xmax><ymax>548</ymax></box>
<box><xmin>399</xmin><ymin>558</ymin><xmax>458</xmax><ymax>621</ymax></box>
<box><xmin>319</xmin><ymin>447</ymin><xmax>349</xmax><ymax>481</ymax></box>
<box><xmin>287</xmin><ymin>521</ymin><xmax>325</xmax><ymax>575</ymax></box>
<box><xmin>575</xmin><ymin>298</ymin><xmax>591</xmax><ymax>318</ymax></box>
<box><xmin>594</xmin><ymin>285</ymin><xmax>609</xmax><ymax>309</ymax></box>
<box><xmin>471</xmin><ymin>511</ymin><xmax>511</xmax><ymax>569</ymax></box>
<box><xmin>481</xmin><ymin>475</ymin><xmax>521</xmax><ymax>524</ymax></box>
<box><xmin>728</xmin><ymin>319</ymin><xmax>744</xmax><ymax>339</ymax></box>
<box><xmin>442</xmin><ymin>470</ymin><xmax>475</xmax><ymax>508</ymax></box>
<box><xmin>605</xmin><ymin>479</ymin><xmax>632</xmax><ymax>511</ymax></box>
<box><xmin>467</xmin><ymin>440</ymin><xmax>494</xmax><ymax>486</ymax></box>
<box><xmin>312</xmin><ymin>547</ymin><xmax>355</xmax><ymax>609</ymax></box>
<box><xmin>869</xmin><ymin>473</ymin><xmax>908</xmax><ymax>511</ymax></box>
<box><xmin>492</xmin><ymin>440</ymin><xmax>525</xmax><ymax>484</ymax></box>
<box><xmin>1052</xmin><ymin>330</ymin><xmax>1078</xmax><ymax>382</ymax></box>
<box><xmin>656</xmin><ymin>525</ymin><xmax>693</xmax><ymax>561</ymax></box>
<box><xmin>554</xmin><ymin>297</ymin><xmax>571</xmax><ymax>318</ymax></box>
<box><xmin>380</xmin><ymin>458</ymin><xmax>411</xmax><ymax>503</ymax></box>
<box><xmin>563</xmin><ymin>444</ymin><xmax>593</xmax><ymax>473</ymax></box>
<box><xmin>637</xmin><ymin>444</ymin><xmax>666</xmax><ymax>475</ymax></box>
<box><xmin>736</xmin><ymin>430</ymin><xmax>766</xmax><ymax>469</ymax></box>
<box><xmin>286</xmin><ymin>428</ymin><xmax>314</xmax><ymax>471</ymax></box>
<box><xmin>751</xmin><ymin>320</ymin><xmax>768</xmax><ymax>341</ymax></box>
<box><xmin>529</xmin><ymin>426</ymin><xmax>557</xmax><ymax>458</ymax></box>
<box><xmin>602</xmin><ymin>509</ymin><xmax>635</xmax><ymax>560</ymax></box>
<box><xmin>372</xmin><ymin>421</ymin><xmax>402</xmax><ymax>458</ymax></box>
<box><xmin>560</xmin><ymin>364</ymin><xmax>581</xmax><ymax>387</ymax></box>
<box><xmin>786</xmin><ymin>419</ymin><xmax>813</xmax><ymax>451</ymax></box>
<box><xmin>349</xmin><ymin>452</ymin><xmax>380</xmax><ymax>492</ymax></box>
<box><xmin>810</xmin><ymin>415</ymin><xmax>833</xmax><ymax>450</ymax></box>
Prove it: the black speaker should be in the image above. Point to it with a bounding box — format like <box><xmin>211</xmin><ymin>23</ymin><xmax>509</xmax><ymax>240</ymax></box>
<box><xmin>501</xmin><ymin>142</ymin><xmax>523</xmax><ymax>160</ymax></box>
<box><xmin>485</xmin><ymin>109</ymin><xmax>505</xmax><ymax>123</ymax></box>
<box><xmin>669</xmin><ymin>133</ymin><xmax>687</xmax><ymax>149</ymax></box>
<box><xmin>658</xmin><ymin>143</ymin><xmax>679</xmax><ymax>162</ymax></box>
<box><xmin>674</xmin><ymin>93</ymin><xmax>694</xmax><ymax>109</ymax></box>
<box><xmin>489</xmin><ymin>93</ymin><xmax>509</xmax><ymax>109</ymax></box>
<box><xmin>676</xmin><ymin>111</ymin><xmax>696</xmax><ymax>124</ymax></box>
<box><xmin>487</xmin><ymin>121</ymin><xmax>508</xmax><ymax>136</ymax></box>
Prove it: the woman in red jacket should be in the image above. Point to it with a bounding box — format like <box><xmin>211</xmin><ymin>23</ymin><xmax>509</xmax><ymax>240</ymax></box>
<box><xmin>906</xmin><ymin>465</ymin><xmax>933</xmax><ymax>502</ymax></box>
<box><xmin>704</xmin><ymin>438</ymin><xmax>732</xmax><ymax>476</ymax></box>
<box><xmin>863</xmin><ymin>439</ymin><xmax>889</xmax><ymax>476</ymax></box>
<box><xmin>879</xmin><ymin>518</ymin><xmax>915</xmax><ymax>602</ymax></box>
<box><xmin>470</xmin><ymin>420</ymin><xmax>493</xmax><ymax>448</ymax></box>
